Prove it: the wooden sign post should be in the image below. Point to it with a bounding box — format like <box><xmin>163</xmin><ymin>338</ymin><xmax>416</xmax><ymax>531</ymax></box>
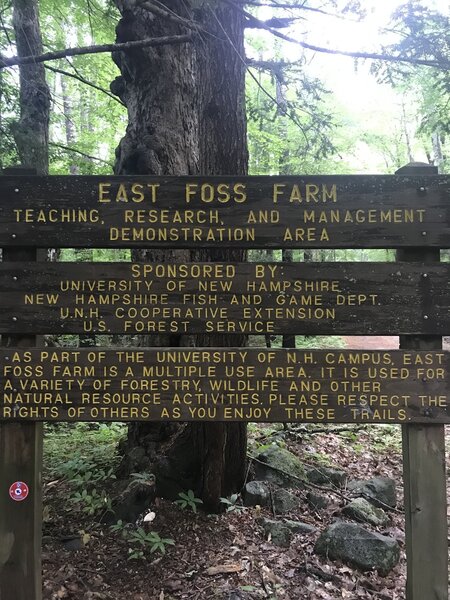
<box><xmin>0</xmin><ymin>167</ymin><xmax>448</xmax><ymax>599</ymax></box>
<box><xmin>396</xmin><ymin>163</ymin><xmax>447</xmax><ymax>600</ymax></box>
<box><xmin>0</xmin><ymin>168</ymin><xmax>43</xmax><ymax>600</ymax></box>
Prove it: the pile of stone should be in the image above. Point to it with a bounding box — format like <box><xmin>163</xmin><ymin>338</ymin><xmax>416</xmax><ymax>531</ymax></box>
<box><xmin>247</xmin><ymin>445</ymin><xmax>400</xmax><ymax>575</ymax></box>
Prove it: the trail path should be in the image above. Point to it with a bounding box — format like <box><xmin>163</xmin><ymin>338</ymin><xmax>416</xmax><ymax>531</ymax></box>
<box><xmin>344</xmin><ymin>336</ymin><xmax>450</xmax><ymax>350</ymax></box>
<box><xmin>343</xmin><ymin>336</ymin><xmax>399</xmax><ymax>349</ymax></box>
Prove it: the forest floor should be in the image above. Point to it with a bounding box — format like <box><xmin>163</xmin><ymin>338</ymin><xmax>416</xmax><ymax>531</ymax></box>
<box><xmin>42</xmin><ymin>336</ymin><xmax>450</xmax><ymax>600</ymax></box>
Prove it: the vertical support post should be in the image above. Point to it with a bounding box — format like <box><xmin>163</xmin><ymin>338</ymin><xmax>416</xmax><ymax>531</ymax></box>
<box><xmin>0</xmin><ymin>168</ymin><xmax>43</xmax><ymax>600</ymax></box>
<box><xmin>396</xmin><ymin>163</ymin><xmax>448</xmax><ymax>600</ymax></box>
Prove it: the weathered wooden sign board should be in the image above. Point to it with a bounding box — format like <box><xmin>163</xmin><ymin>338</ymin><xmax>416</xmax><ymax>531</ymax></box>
<box><xmin>1</xmin><ymin>174</ymin><xmax>450</xmax><ymax>247</ymax></box>
<box><xmin>0</xmin><ymin>261</ymin><xmax>447</xmax><ymax>335</ymax></box>
<box><xmin>0</xmin><ymin>348</ymin><xmax>447</xmax><ymax>423</ymax></box>
<box><xmin>0</xmin><ymin>167</ymin><xmax>448</xmax><ymax>600</ymax></box>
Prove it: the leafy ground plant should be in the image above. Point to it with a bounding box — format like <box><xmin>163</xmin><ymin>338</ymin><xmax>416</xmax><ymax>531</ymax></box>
<box><xmin>220</xmin><ymin>493</ymin><xmax>247</xmax><ymax>513</ymax></box>
<box><xmin>44</xmin><ymin>423</ymin><xmax>125</xmax><ymax>518</ymax></box>
<box><xmin>70</xmin><ymin>488</ymin><xmax>112</xmax><ymax>516</ymax></box>
<box><xmin>128</xmin><ymin>529</ymin><xmax>175</xmax><ymax>557</ymax></box>
<box><xmin>175</xmin><ymin>489</ymin><xmax>203</xmax><ymax>513</ymax></box>
<box><xmin>110</xmin><ymin>521</ymin><xmax>175</xmax><ymax>560</ymax></box>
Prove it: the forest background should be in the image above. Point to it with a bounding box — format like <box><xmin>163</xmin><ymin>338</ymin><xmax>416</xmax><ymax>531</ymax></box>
<box><xmin>1</xmin><ymin>0</ymin><xmax>449</xmax><ymax>176</ymax></box>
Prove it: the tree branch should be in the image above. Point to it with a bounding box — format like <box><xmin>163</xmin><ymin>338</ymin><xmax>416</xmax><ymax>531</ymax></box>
<box><xmin>237</xmin><ymin>4</ymin><xmax>448</xmax><ymax>70</ymax></box>
<box><xmin>244</xmin><ymin>0</ymin><xmax>344</xmax><ymax>17</ymax></box>
<box><xmin>245</xmin><ymin>16</ymin><xmax>301</xmax><ymax>28</ymax></box>
<box><xmin>293</xmin><ymin>39</ymin><xmax>448</xmax><ymax>70</ymax></box>
<box><xmin>45</xmin><ymin>65</ymin><xmax>125</xmax><ymax>106</ymax></box>
<box><xmin>49</xmin><ymin>142</ymin><xmax>114</xmax><ymax>167</ymax></box>
<box><xmin>244</xmin><ymin>0</ymin><xmax>408</xmax><ymax>38</ymax></box>
<box><xmin>0</xmin><ymin>33</ymin><xmax>193</xmax><ymax>69</ymax></box>
<box><xmin>247</xmin><ymin>57</ymin><xmax>292</xmax><ymax>74</ymax></box>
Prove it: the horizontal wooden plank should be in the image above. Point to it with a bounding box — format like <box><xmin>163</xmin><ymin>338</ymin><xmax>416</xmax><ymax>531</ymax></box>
<box><xmin>0</xmin><ymin>175</ymin><xmax>449</xmax><ymax>248</ymax></box>
<box><xmin>0</xmin><ymin>262</ymin><xmax>448</xmax><ymax>335</ymax></box>
<box><xmin>0</xmin><ymin>348</ymin><xmax>448</xmax><ymax>424</ymax></box>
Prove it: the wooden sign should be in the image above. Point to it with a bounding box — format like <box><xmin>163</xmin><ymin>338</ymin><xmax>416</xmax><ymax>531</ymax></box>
<box><xmin>0</xmin><ymin>174</ymin><xmax>449</xmax><ymax>248</ymax></box>
<box><xmin>0</xmin><ymin>348</ymin><xmax>448</xmax><ymax>424</ymax></box>
<box><xmin>0</xmin><ymin>262</ymin><xmax>447</xmax><ymax>335</ymax></box>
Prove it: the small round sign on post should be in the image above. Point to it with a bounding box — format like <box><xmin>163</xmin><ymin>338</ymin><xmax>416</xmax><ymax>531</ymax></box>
<box><xmin>9</xmin><ymin>481</ymin><xmax>29</xmax><ymax>502</ymax></box>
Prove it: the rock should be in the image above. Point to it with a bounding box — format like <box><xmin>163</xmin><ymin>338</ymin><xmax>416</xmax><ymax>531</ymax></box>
<box><xmin>342</xmin><ymin>498</ymin><xmax>389</xmax><ymax>527</ymax></box>
<box><xmin>243</xmin><ymin>481</ymin><xmax>270</xmax><ymax>507</ymax></box>
<box><xmin>306</xmin><ymin>466</ymin><xmax>347</xmax><ymax>488</ymax></box>
<box><xmin>348</xmin><ymin>477</ymin><xmax>397</xmax><ymax>508</ymax></box>
<box><xmin>306</xmin><ymin>491</ymin><xmax>330</xmax><ymax>510</ymax></box>
<box><xmin>225</xmin><ymin>592</ymin><xmax>249</xmax><ymax>600</ymax></box>
<box><xmin>283</xmin><ymin>520</ymin><xmax>317</xmax><ymax>534</ymax></box>
<box><xmin>315</xmin><ymin>521</ymin><xmax>400</xmax><ymax>575</ymax></box>
<box><xmin>60</xmin><ymin>535</ymin><xmax>85</xmax><ymax>551</ymax></box>
<box><xmin>260</xmin><ymin>518</ymin><xmax>293</xmax><ymax>547</ymax></box>
<box><xmin>254</xmin><ymin>446</ymin><xmax>305</xmax><ymax>488</ymax></box>
<box><xmin>272</xmin><ymin>488</ymin><xmax>299</xmax><ymax>514</ymax></box>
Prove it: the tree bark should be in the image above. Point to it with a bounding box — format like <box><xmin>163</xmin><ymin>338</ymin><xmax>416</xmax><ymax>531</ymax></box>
<box><xmin>11</xmin><ymin>0</ymin><xmax>50</xmax><ymax>174</ymax></box>
<box><xmin>112</xmin><ymin>0</ymin><xmax>248</xmax><ymax>511</ymax></box>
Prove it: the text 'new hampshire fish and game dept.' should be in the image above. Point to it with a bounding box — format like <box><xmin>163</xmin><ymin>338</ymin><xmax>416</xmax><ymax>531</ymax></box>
<box><xmin>0</xmin><ymin>262</ymin><xmax>449</xmax><ymax>335</ymax></box>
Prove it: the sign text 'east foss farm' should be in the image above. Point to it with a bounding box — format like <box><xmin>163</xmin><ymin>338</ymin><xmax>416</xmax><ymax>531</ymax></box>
<box><xmin>1</xmin><ymin>175</ymin><xmax>449</xmax><ymax>247</ymax></box>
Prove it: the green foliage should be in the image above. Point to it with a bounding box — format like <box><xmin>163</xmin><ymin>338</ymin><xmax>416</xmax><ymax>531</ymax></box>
<box><xmin>220</xmin><ymin>493</ymin><xmax>247</xmax><ymax>513</ymax></box>
<box><xmin>340</xmin><ymin>424</ymin><xmax>401</xmax><ymax>455</ymax></box>
<box><xmin>44</xmin><ymin>423</ymin><xmax>126</xmax><ymax>517</ymax></box>
<box><xmin>44</xmin><ymin>422</ymin><xmax>126</xmax><ymax>475</ymax></box>
<box><xmin>246</xmin><ymin>62</ymin><xmax>341</xmax><ymax>175</ymax></box>
<box><xmin>0</xmin><ymin>6</ymin><xmax>20</xmax><ymax>169</ymax></box>
<box><xmin>109</xmin><ymin>521</ymin><xmax>175</xmax><ymax>560</ymax></box>
<box><xmin>128</xmin><ymin>529</ymin><xmax>175</xmax><ymax>556</ymax></box>
<box><xmin>69</xmin><ymin>465</ymin><xmax>116</xmax><ymax>487</ymax></box>
<box><xmin>109</xmin><ymin>519</ymin><xmax>126</xmax><ymax>534</ymax></box>
<box><xmin>2</xmin><ymin>0</ymin><xmax>448</xmax><ymax>176</ymax></box>
<box><xmin>1</xmin><ymin>0</ymin><xmax>126</xmax><ymax>173</ymax></box>
<box><xmin>130</xmin><ymin>472</ymin><xmax>156</xmax><ymax>485</ymax></box>
<box><xmin>175</xmin><ymin>490</ymin><xmax>203</xmax><ymax>513</ymax></box>
<box><xmin>70</xmin><ymin>487</ymin><xmax>112</xmax><ymax>515</ymax></box>
<box><xmin>371</xmin><ymin>3</ymin><xmax>450</xmax><ymax>171</ymax></box>
<box><xmin>59</xmin><ymin>248</ymin><xmax>131</xmax><ymax>262</ymax></box>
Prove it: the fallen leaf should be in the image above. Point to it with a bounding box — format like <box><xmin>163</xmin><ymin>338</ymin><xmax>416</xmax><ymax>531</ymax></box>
<box><xmin>81</xmin><ymin>531</ymin><xmax>91</xmax><ymax>546</ymax></box>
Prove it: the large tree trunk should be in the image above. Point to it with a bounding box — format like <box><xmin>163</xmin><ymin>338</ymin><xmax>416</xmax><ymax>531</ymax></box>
<box><xmin>112</xmin><ymin>0</ymin><xmax>248</xmax><ymax>511</ymax></box>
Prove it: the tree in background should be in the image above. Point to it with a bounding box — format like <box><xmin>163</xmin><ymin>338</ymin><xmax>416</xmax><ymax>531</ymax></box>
<box><xmin>9</xmin><ymin>0</ymin><xmax>50</xmax><ymax>173</ymax></box>
<box><xmin>373</xmin><ymin>2</ymin><xmax>450</xmax><ymax>171</ymax></box>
